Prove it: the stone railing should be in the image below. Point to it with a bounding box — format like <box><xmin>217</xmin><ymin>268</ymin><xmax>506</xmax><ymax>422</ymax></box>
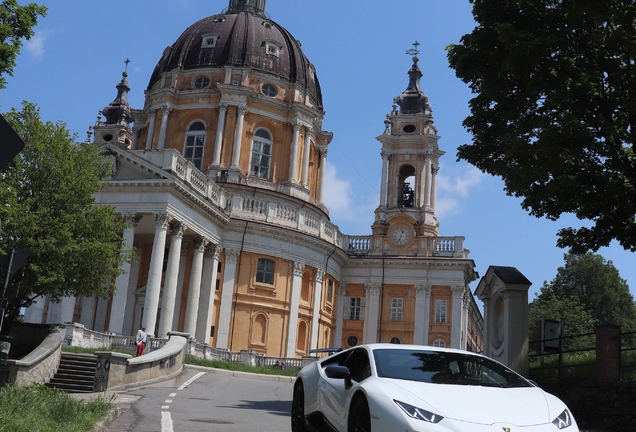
<box><xmin>342</xmin><ymin>235</ymin><xmax>468</xmax><ymax>258</ymax></box>
<box><xmin>64</xmin><ymin>323</ymin><xmax>166</xmax><ymax>353</ymax></box>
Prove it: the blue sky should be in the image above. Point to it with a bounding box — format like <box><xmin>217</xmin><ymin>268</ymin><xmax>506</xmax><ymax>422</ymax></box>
<box><xmin>3</xmin><ymin>0</ymin><xmax>635</xmax><ymax>302</ymax></box>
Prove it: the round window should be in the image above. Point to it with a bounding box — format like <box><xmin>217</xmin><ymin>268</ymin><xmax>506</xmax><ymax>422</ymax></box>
<box><xmin>346</xmin><ymin>335</ymin><xmax>358</xmax><ymax>347</ymax></box>
<box><xmin>103</xmin><ymin>134</ymin><xmax>113</xmax><ymax>142</ymax></box>
<box><xmin>194</xmin><ymin>76</ymin><xmax>210</xmax><ymax>89</ymax></box>
<box><xmin>390</xmin><ymin>337</ymin><xmax>401</xmax><ymax>344</ymax></box>
<box><xmin>262</xmin><ymin>84</ymin><xmax>278</xmax><ymax>97</ymax></box>
<box><xmin>402</xmin><ymin>124</ymin><xmax>416</xmax><ymax>134</ymax></box>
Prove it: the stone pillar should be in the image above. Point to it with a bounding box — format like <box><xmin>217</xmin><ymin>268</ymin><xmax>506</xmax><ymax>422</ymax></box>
<box><xmin>79</xmin><ymin>296</ymin><xmax>96</xmax><ymax>328</ymax></box>
<box><xmin>595</xmin><ymin>325</ymin><xmax>621</xmax><ymax>381</ymax></box>
<box><xmin>431</xmin><ymin>166</ymin><xmax>439</xmax><ymax>212</ymax></box>
<box><xmin>46</xmin><ymin>300</ymin><xmax>61</xmax><ymax>324</ymax></box>
<box><xmin>288</xmin><ymin>122</ymin><xmax>301</xmax><ymax>182</ymax></box>
<box><xmin>316</xmin><ymin>149</ymin><xmax>327</xmax><ymax>203</ymax></box>
<box><xmin>424</xmin><ymin>152</ymin><xmax>433</xmax><ymax>208</ymax></box>
<box><xmin>309</xmin><ymin>269</ymin><xmax>324</xmax><ymax>351</ymax></box>
<box><xmin>157</xmin><ymin>103</ymin><xmax>172</xmax><ymax>150</ymax></box>
<box><xmin>334</xmin><ymin>284</ymin><xmax>346</xmax><ymax>348</ymax></box>
<box><xmin>23</xmin><ymin>296</ymin><xmax>45</xmax><ymax>324</ymax></box>
<box><xmin>231</xmin><ymin>106</ymin><xmax>247</xmax><ymax>169</ymax></box>
<box><xmin>363</xmin><ymin>283</ymin><xmax>381</xmax><ymax>344</ymax></box>
<box><xmin>286</xmin><ymin>262</ymin><xmax>305</xmax><ymax>358</ymax></box>
<box><xmin>196</xmin><ymin>245</ymin><xmax>220</xmax><ymax>342</ymax></box>
<box><xmin>144</xmin><ymin>110</ymin><xmax>157</xmax><ymax>150</ymax></box>
<box><xmin>216</xmin><ymin>248</ymin><xmax>240</xmax><ymax>349</ymax></box>
<box><xmin>131</xmin><ymin>126</ymin><xmax>141</xmax><ymax>150</ymax></box>
<box><xmin>462</xmin><ymin>292</ymin><xmax>470</xmax><ymax>350</ymax></box>
<box><xmin>142</xmin><ymin>213</ymin><xmax>171</xmax><ymax>337</ymax></box>
<box><xmin>301</xmin><ymin>128</ymin><xmax>312</xmax><ymax>187</ymax></box>
<box><xmin>59</xmin><ymin>296</ymin><xmax>76</xmax><ymax>323</ymax></box>
<box><xmin>183</xmin><ymin>237</ymin><xmax>209</xmax><ymax>338</ymax></box>
<box><xmin>157</xmin><ymin>222</ymin><xmax>186</xmax><ymax>337</ymax></box>
<box><xmin>108</xmin><ymin>213</ymin><xmax>140</xmax><ymax>334</ymax></box>
<box><xmin>414</xmin><ymin>284</ymin><xmax>431</xmax><ymax>345</ymax></box>
<box><xmin>379</xmin><ymin>151</ymin><xmax>389</xmax><ymax>207</ymax></box>
<box><xmin>212</xmin><ymin>103</ymin><xmax>227</xmax><ymax>167</ymax></box>
<box><xmin>451</xmin><ymin>286</ymin><xmax>464</xmax><ymax>348</ymax></box>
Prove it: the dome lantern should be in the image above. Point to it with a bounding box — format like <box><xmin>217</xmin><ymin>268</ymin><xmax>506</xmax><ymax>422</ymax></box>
<box><xmin>227</xmin><ymin>0</ymin><xmax>266</xmax><ymax>16</ymax></box>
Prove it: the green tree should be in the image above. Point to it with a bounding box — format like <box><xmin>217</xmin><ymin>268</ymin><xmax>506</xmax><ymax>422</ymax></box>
<box><xmin>0</xmin><ymin>0</ymin><xmax>46</xmax><ymax>89</ymax></box>
<box><xmin>530</xmin><ymin>252</ymin><xmax>636</xmax><ymax>340</ymax></box>
<box><xmin>0</xmin><ymin>102</ymin><xmax>131</xmax><ymax>331</ymax></box>
<box><xmin>447</xmin><ymin>0</ymin><xmax>636</xmax><ymax>253</ymax></box>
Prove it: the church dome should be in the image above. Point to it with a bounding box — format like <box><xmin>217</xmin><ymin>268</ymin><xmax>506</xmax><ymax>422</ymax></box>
<box><xmin>147</xmin><ymin>1</ymin><xmax>323</xmax><ymax>110</ymax></box>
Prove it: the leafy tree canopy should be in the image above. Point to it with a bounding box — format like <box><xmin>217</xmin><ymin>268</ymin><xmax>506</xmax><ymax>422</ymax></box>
<box><xmin>529</xmin><ymin>252</ymin><xmax>636</xmax><ymax>336</ymax></box>
<box><xmin>0</xmin><ymin>0</ymin><xmax>46</xmax><ymax>89</ymax></box>
<box><xmin>0</xmin><ymin>102</ymin><xmax>131</xmax><ymax>330</ymax></box>
<box><xmin>447</xmin><ymin>0</ymin><xmax>636</xmax><ymax>253</ymax></box>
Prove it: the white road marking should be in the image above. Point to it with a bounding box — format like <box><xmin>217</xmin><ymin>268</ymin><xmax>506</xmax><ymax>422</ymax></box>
<box><xmin>161</xmin><ymin>411</ymin><xmax>173</xmax><ymax>432</ymax></box>
<box><xmin>161</xmin><ymin>405</ymin><xmax>170</xmax><ymax>410</ymax></box>
<box><xmin>165</xmin><ymin>399</ymin><xmax>172</xmax><ymax>403</ymax></box>
<box><xmin>169</xmin><ymin>392</ymin><xmax>177</xmax><ymax>397</ymax></box>
<box><xmin>178</xmin><ymin>371</ymin><xmax>206</xmax><ymax>390</ymax></box>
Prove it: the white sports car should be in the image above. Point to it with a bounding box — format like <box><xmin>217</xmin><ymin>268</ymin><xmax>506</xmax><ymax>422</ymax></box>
<box><xmin>291</xmin><ymin>343</ymin><xmax>579</xmax><ymax>432</ymax></box>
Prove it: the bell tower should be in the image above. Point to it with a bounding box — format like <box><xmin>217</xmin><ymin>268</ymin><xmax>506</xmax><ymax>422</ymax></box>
<box><xmin>371</xmin><ymin>42</ymin><xmax>444</xmax><ymax>253</ymax></box>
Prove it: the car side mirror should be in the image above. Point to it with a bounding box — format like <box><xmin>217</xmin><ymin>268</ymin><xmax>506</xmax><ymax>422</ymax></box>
<box><xmin>325</xmin><ymin>365</ymin><xmax>353</xmax><ymax>389</ymax></box>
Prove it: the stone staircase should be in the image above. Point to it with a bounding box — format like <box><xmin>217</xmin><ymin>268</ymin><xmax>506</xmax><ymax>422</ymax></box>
<box><xmin>46</xmin><ymin>352</ymin><xmax>97</xmax><ymax>393</ymax></box>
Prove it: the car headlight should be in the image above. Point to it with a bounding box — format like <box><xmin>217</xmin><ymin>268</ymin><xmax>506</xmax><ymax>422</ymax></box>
<box><xmin>552</xmin><ymin>409</ymin><xmax>573</xmax><ymax>429</ymax></box>
<box><xmin>394</xmin><ymin>399</ymin><xmax>443</xmax><ymax>423</ymax></box>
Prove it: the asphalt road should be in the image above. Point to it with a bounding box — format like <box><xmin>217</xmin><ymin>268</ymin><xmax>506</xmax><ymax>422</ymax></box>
<box><xmin>103</xmin><ymin>368</ymin><xmax>294</xmax><ymax>432</ymax></box>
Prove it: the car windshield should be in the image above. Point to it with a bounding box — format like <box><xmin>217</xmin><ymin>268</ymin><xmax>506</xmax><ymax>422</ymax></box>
<box><xmin>373</xmin><ymin>349</ymin><xmax>532</xmax><ymax>388</ymax></box>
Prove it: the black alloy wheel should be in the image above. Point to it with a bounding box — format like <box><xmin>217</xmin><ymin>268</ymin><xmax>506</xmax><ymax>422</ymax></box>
<box><xmin>291</xmin><ymin>380</ymin><xmax>307</xmax><ymax>432</ymax></box>
<box><xmin>348</xmin><ymin>396</ymin><xmax>371</xmax><ymax>432</ymax></box>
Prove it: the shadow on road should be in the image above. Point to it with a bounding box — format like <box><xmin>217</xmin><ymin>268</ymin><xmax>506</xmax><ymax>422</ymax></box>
<box><xmin>218</xmin><ymin>399</ymin><xmax>291</xmax><ymax>417</ymax></box>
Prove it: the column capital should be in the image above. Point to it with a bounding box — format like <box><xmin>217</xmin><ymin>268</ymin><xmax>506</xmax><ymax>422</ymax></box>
<box><xmin>380</xmin><ymin>150</ymin><xmax>391</xmax><ymax>159</ymax></box>
<box><xmin>224</xmin><ymin>248</ymin><xmax>240</xmax><ymax>263</ymax></box>
<box><xmin>415</xmin><ymin>284</ymin><xmax>431</xmax><ymax>296</ymax></box>
<box><xmin>451</xmin><ymin>285</ymin><xmax>465</xmax><ymax>297</ymax></box>
<box><xmin>315</xmin><ymin>268</ymin><xmax>325</xmax><ymax>283</ymax></box>
<box><xmin>154</xmin><ymin>212</ymin><xmax>172</xmax><ymax>229</ymax></box>
<box><xmin>364</xmin><ymin>283</ymin><xmax>382</xmax><ymax>295</ymax></box>
<box><xmin>219</xmin><ymin>102</ymin><xmax>229</xmax><ymax>111</ymax></box>
<box><xmin>169</xmin><ymin>221</ymin><xmax>187</xmax><ymax>237</ymax></box>
<box><xmin>121</xmin><ymin>212</ymin><xmax>142</xmax><ymax>227</ymax></box>
<box><xmin>432</xmin><ymin>165</ymin><xmax>440</xmax><ymax>175</ymax></box>
<box><xmin>293</xmin><ymin>261</ymin><xmax>305</xmax><ymax>276</ymax></box>
<box><xmin>292</xmin><ymin>122</ymin><xmax>302</xmax><ymax>131</ymax></box>
<box><xmin>237</xmin><ymin>105</ymin><xmax>247</xmax><ymax>115</ymax></box>
<box><xmin>338</xmin><ymin>283</ymin><xmax>348</xmax><ymax>296</ymax></box>
<box><xmin>162</xmin><ymin>102</ymin><xmax>172</xmax><ymax>114</ymax></box>
<box><xmin>205</xmin><ymin>243</ymin><xmax>221</xmax><ymax>259</ymax></box>
<box><xmin>193</xmin><ymin>236</ymin><xmax>210</xmax><ymax>252</ymax></box>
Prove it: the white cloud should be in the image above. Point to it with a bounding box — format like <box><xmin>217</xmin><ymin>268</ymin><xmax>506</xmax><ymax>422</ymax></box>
<box><xmin>24</xmin><ymin>31</ymin><xmax>47</xmax><ymax>59</ymax></box>
<box><xmin>435</xmin><ymin>165</ymin><xmax>485</xmax><ymax>218</ymax></box>
<box><xmin>322</xmin><ymin>162</ymin><xmax>353</xmax><ymax>217</ymax></box>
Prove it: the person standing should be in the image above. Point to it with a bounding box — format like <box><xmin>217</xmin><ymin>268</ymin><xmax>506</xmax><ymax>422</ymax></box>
<box><xmin>136</xmin><ymin>326</ymin><xmax>147</xmax><ymax>357</ymax></box>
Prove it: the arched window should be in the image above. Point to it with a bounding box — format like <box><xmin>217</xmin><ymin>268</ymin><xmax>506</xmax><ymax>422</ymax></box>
<box><xmin>251</xmin><ymin>128</ymin><xmax>272</xmax><ymax>179</ymax></box>
<box><xmin>433</xmin><ymin>339</ymin><xmax>446</xmax><ymax>348</ymax></box>
<box><xmin>390</xmin><ymin>337</ymin><xmax>401</xmax><ymax>344</ymax></box>
<box><xmin>184</xmin><ymin>121</ymin><xmax>206</xmax><ymax>170</ymax></box>
<box><xmin>300</xmin><ymin>272</ymin><xmax>310</xmax><ymax>303</ymax></box>
<box><xmin>251</xmin><ymin>313</ymin><xmax>267</xmax><ymax>345</ymax></box>
<box><xmin>297</xmin><ymin>321</ymin><xmax>307</xmax><ymax>352</ymax></box>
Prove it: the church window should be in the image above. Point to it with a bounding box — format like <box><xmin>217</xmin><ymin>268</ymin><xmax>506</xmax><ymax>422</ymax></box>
<box><xmin>201</xmin><ymin>35</ymin><xmax>218</xmax><ymax>48</ymax></box>
<box><xmin>264</xmin><ymin>41</ymin><xmax>281</xmax><ymax>57</ymax></box>
<box><xmin>256</xmin><ymin>258</ymin><xmax>275</xmax><ymax>284</ymax></box>
<box><xmin>347</xmin><ymin>335</ymin><xmax>358</xmax><ymax>347</ymax></box>
<box><xmin>193</xmin><ymin>76</ymin><xmax>210</xmax><ymax>89</ymax></box>
<box><xmin>433</xmin><ymin>339</ymin><xmax>446</xmax><ymax>348</ymax></box>
<box><xmin>402</xmin><ymin>124</ymin><xmax>416</xmax><ymax>134</ymax></box>
<box><xmin>183</xmin><ymin>121</ymin><xmax>206</xmax><ymax>170</ymax></box>
<box><xmin>262</xmin><ymin>83</ymin><xmax>277</xmax><ymax>97</ymax></box>
<box><xmin>390</xmin><ymin>337</ymin><xmax>401</xmax><ymax>344</ymax></box>
<box><xmin>326</xmin><ymin>280</ymin><xmax>333</xmax><ymax>303</ymax></box>
<box><xmin>435</xmin><ymin>299</ymin><xmax>447</xmax><ymax>323</ymax></box>
<box><xmin>251</xmin><ymin>128</ymin><xmax>272</xmax><ymax>179</ymax></box>
<box><xmin>345</xmin><ymin>296</ymin><xmax>364</xmax><ymax>320</ymax></box>
<box><xmin>390</xmin><ymin>298</ymin><xmax>403</xmax><ymax>322</ymax></box>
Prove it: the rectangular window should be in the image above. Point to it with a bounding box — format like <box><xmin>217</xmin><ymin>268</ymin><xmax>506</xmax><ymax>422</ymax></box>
<box><xmin>349</xmin><ymin>297</ymin><xmax>361</xmax><ymax>320</ymax></box>
<box><xmin>327</xmin><ymin>280</ymin><xmax>333</xmax><ymax>303</ymax></box>
<box><xmin>390</xmin><ymin>298</ymin><xmax>403</xmax><ymax>322</ymax></box>
<box><xmin>435</xmin><ymin>300</ymin><xmax>447</xmax><ymax>323</ymax></box>
<box><xmin>256</xmin><ymin>258</ymin><xmax>275</xmax><ymax>285</ymax></box>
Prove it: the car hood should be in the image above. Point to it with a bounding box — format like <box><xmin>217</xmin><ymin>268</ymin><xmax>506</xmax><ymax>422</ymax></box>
<box><xmin>384</xmin><ymin>380</ymin><xmax>553</xmax><ymax>426</ymax></box>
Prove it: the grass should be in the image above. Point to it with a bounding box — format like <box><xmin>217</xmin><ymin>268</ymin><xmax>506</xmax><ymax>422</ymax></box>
<box><xmin>0</xmin><ymin>384</ymin><xmax>114</xmax><ymax>432</ymax></box>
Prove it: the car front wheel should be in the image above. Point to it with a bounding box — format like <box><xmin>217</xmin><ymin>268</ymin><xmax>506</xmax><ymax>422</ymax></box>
<box><xmin>291</xmin><ymin>380</ymin><xmax>307</xmax><ymax>432</ymax></box>
<box><xmin>348</xmin><ymin>395</ymin><xmax>371</xmax><ymax>432</ymax></box>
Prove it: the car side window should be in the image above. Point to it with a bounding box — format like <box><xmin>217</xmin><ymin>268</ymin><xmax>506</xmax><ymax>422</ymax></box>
<box><xmin>346</xmin><ymin>349</ymin><xmax>371</xmax><ymax>383</ymax></box>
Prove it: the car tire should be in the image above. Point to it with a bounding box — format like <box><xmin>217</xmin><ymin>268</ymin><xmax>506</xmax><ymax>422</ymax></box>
<box><xmin>348</xmin><ymin>395</ymin><xmax>371</xmax><ymax>432</ymax></box>
<box><xmin>291</xmin><ymin>380</ymin><xmax>307</xmax><ymax>432</ymax></box>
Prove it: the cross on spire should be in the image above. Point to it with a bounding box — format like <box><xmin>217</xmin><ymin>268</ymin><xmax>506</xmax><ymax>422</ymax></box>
<box><xmin>124</xmin><ymin>58</ymin><xmax>131</xmax><ymax>71</ymax></box>
<box><xmin>405</xmin><ymin>41</ymin><xmax>420</xmax><ymax>56</ymax></box>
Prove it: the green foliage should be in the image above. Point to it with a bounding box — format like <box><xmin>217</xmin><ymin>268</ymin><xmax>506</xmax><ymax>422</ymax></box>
<box><xmin>447</xmin><ymin>0</ymin><xmax>636</xmax><ymax>253</ymax></box>
<box><xmin>529</xmin><ymin>252</ymin><xmax>636</xmax><ymax>341</ymax></box>
<box><xmin>0</xmin><ymin>0</ymin><xmax>46</xmax><ymax>89</ymax></box>
<box><xmin>0</xmin><ymin>384</ymin><xmax>114</xmax><ymax>432</ymax></box>
<box><xmin>0</xmin><ymin>102</ymin><xmax>131</xmax><ymax>326</ymax></box>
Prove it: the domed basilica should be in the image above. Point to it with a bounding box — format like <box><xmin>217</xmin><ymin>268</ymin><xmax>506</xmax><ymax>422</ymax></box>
<box><xmin>25</xmin><ymin>0</ymin><xmax>483</xmax><ymax>358</ymax></box>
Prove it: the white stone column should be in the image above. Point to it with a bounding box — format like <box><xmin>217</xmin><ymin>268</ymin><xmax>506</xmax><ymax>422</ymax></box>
<box><xmin>46</xmin><ymin>300</ymin><xmax>61</xmax><ymax>324</ymax></box>
<box><xmin>157</xmin><ymin>222</ymin><xmax>186</xmax><ymax>337</ymax></box>
<box><xmin>414</xmin><ymin>284</ymin><xmax>431</xmax><ymax>345</ymax></box>
<box><xmin>145</xmin><ymin>110</ymin><xmax>157</xmax><ymax>150</ymax></box>
<box><xmin>157</xmin><ymin>103</ymin><xmax>172</xmax><ymax>150</ymax></box>
<box><xmin>424</xmin><ymin>152</ymin><xmax>433</xmax><ymax>208</ymax></box>
<box><xmin>379</xmin><ymin>151</ymin><xmax>389</xmax><ymax>207</ymax></box>
<box><xmin>131</xmin><ymin>126</ymin><xmax>141</xmax><ymax>150</ymax></box>
<box><xmin>309</xmin><ymin>269</ymin><xmax>324</xmax><ymax>351</ymax></box>
<box><xmin>122</xmin><ymin>246</ymin><xmax>143</xmax><ymax>335</ymax></box>
<box><xmin>216</xmin><ymin>248</ymin><xmax>240</xmax><ymax>349</ymax></box>
<box><xmin>23</xmin><ymin>296</ymin><xmax>46</xmax><ymax>324</ymax></box>
<box><xmin>301</xmin><ymin>128</ymin><xmax>312</xmax><ymax>187</ymax></box>
<box><xmin>316</xmin><ymin>149</ymin><xmax>327</xmax><ymax>203</ymax></box>
<box><xmin>451</xmin><ymin>285</ymin><xmax>465</xmax><ymax>348</ymax></box>
<box><xmin>431</xmin><ymin>165</ymin><xmax>439</xmax><ymax>212</ymax></box>
<box><xmin>212</xmin><ymin>103</ymin><xmax>228</xmax><ymax>166</ymax></box>
<box><xmin>288</xmin><ymin>122</ymin><xmax>301</xmax><ymax>182</ymax></box>
<box><xmin>363</xmin><ymin>283</ymin><xmax>381</xmax><ymax>344</ymax></box>
<box><xmin>108</xmin><ymin>213</ymin><xmax>139</xmax><ymax>334</ymax></box>
<box><xmin>60</xmin><ymin>296</ymin><xmax>76</xmax><ymax>323</ymax></box>
<box><xmin>196</xmin><ymin>245</ymin><xmax>220</xmax><ymax>342</ymax></box>
<box><xmin>142</xmin><ymin>213</ymin><xmax>171</xmax><ymax>337</ymax></box>
<box><xmin>462</xmin><ymin>292</ymin><xmax>470</xmax><ymax>350</ymax></box>
<box><xmin>183</xmin><ymin>237</ymin><xmax>209</xmax><ymax>338</ymax></box>
<box><xmin>231</xmin><ymin>106</ymin><xmax>247</xmax><ymax>169</ymax></box>
<box><xmin>79</xmin><ymin>296</ymin><xmax>96</xmax><ymax>328</ymax></box>
<box><xmin>286</xmin><ymin>262</ymin><xmax>305</xmax><ymax>357</ymax></box>
<box><xmin>334</xmin><ymin>284</ymin><xmax>346</xmax><ymax>348</ymax></box>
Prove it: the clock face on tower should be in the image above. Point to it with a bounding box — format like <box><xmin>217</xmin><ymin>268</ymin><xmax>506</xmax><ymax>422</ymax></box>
<box><xmin>391</xmin><ymin>227</ymin><xmax>411</xmax><ymax>245</ymax></box>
